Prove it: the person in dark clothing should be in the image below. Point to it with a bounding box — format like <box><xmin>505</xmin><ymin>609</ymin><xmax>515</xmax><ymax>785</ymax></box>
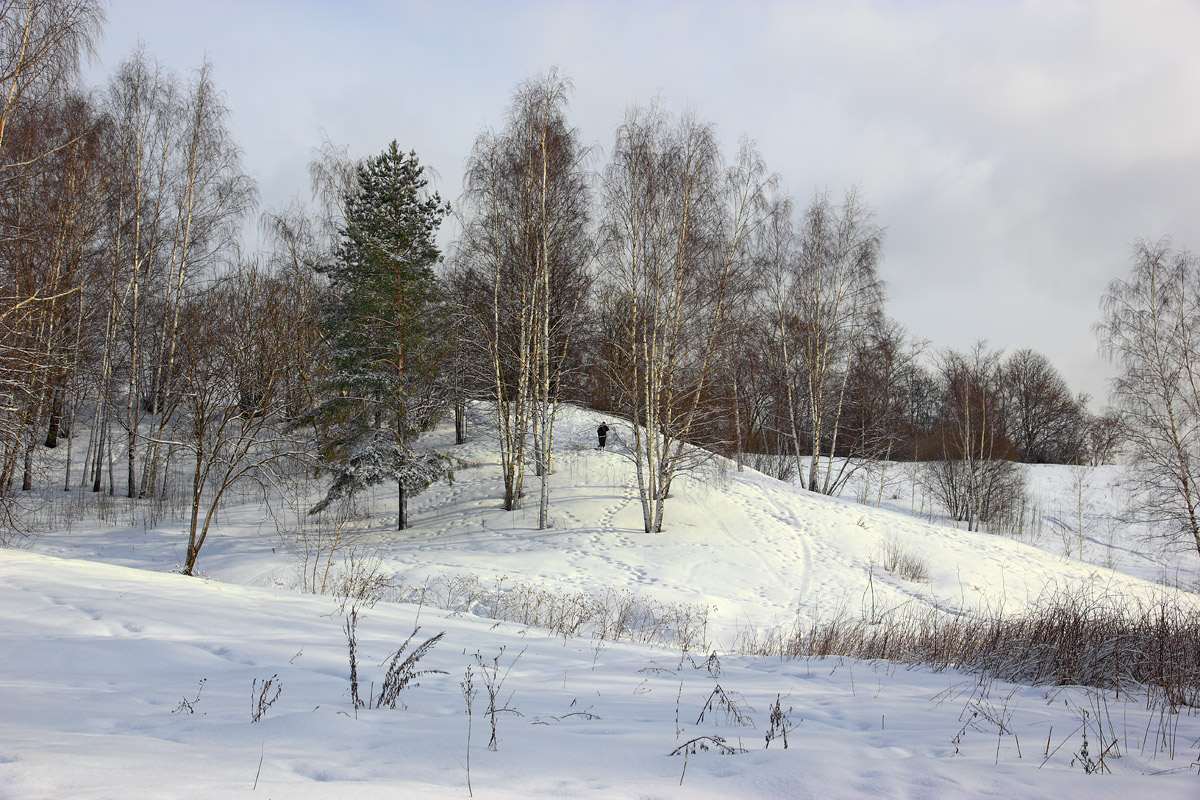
<box><xmin>597</xmin><ymin>422</ymin><xmax>609</xmax><ymax>449</ymax></box>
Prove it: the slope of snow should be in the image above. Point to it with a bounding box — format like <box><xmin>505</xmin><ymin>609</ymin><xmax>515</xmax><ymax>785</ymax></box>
<box><xmin>4</xmin><ymin>549</ymin><xmax>1200</xmax><ymax>799</ymax></box>
<box><xmin>844</xmin><ymin>458</ymin><xmax>1200</xmax><ymax>592</ymax></box>
<box><xmin>28</xmin><ymin>406</ymin><xmax>1197</xmax><ymax>643</ymax></box>
<box><xmin>4</xmin><ymin>404</ymin><xmax>1200</xmax><ymax>797</ymax></box>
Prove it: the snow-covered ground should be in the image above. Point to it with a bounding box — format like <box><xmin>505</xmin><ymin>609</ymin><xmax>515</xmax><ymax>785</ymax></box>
<box><xmin>2</xmin><ymin>405</ymin><xmax>1199</xmax><ymax>798</ymax></box>
<box><xmin>833</xmin><ymin>456</ymin><xmax>1200</xmax><ymax>593</ymax></box>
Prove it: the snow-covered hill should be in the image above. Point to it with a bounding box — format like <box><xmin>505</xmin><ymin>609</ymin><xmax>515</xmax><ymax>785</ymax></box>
<box><xmin>2</xmin><ymin>405</ymin><xmax>1198</xmax><ymax>798</ymax></box>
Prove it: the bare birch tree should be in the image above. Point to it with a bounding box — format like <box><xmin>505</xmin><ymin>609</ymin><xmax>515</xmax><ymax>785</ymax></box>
<box><xmin>138</xmin><ymin>58</ymin><xmax>256</xmax><ymax>499</ymax></box>
<box><xmin>456</xmin><ymin>128</ymin><xmax>530</xmax><ymax>511</ymax></box>
<box><xmin>172</xmin><ymin>261</ymin><xmax>302</xmax><ymax>575</ymax></box>
<box><xmin>6</xmin><ymin>93</ymin><xmax>104</xmax><ymax>489</ymax></box>
<box><xmin>923</xmin><ymin>343</ymin><xmax>1026</xmax><ymax>532</ymax></box>
<box><xmin>84</xmin><ymin>50</ymin><xmax>253</xmax><ymax>501</ymax></box>
<box><xmin>0</xmin><ymin>0</ymin><xmax>104</xmax><ymax>533</ymax></box>
<box><xmin>455</xmin><ymin>70</ymin><xmax>592</xmax><ymax>524</ymax></box>
<box><xmin>0</xmin><ymin>0</ymin><xmax>103</xmax><ymax>157</ymax></box>
<box><xmin>92</xmin><ymin>48</ymin><xmax>180</xmax><ymax>497</ymax></box>
<box><xmin>260</xmin><ymin>200</ymin><xmax>328</xmax><ymax>421</ymax></box>
<box><xmin>768</xmin><ymin>187</ymin><xmax>885</xmax><ymax>495</ymax></box>
<box><xmin>598</xmin><ymin>106</ymin><xmax>770</xmax><ymax>532</ymax></box>
<box><xmin>1095</xmin><ymin>237</ymin><xmax>1200</xmax><ymax>557</ymax></box>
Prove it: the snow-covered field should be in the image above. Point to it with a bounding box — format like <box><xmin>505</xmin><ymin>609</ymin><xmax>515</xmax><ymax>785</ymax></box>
<box><xmin>2</xmin><ymin>406</ymin><xmax>1199</xmax><ymax>798</ymax></box>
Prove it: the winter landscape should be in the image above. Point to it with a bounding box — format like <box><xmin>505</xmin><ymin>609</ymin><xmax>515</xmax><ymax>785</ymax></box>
<box><xmin>2</xmin><ymin>405</ymin><xmax>1199</xmax><ymax>799</ymax></box>
<box><xmin>5</xmin><ymin>2</ymin><xmax>1200</xmax><ymax>799</ymax></box>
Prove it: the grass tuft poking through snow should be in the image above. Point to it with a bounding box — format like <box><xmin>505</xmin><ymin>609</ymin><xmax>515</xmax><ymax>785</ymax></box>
<box><xmin>880</xmin><ymin>537</ymin><xmax>932</xmax><ymax>582</ymax></box>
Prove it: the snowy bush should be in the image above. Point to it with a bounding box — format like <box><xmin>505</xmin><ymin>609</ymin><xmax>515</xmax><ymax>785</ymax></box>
<box><xmin>920</xmin><ymin>457</ymin><xmax>1028</xmax><ymax>533</ymax></box>
<box><xmin>880</xmin><ymin>538</ymin><xmax>930</xmax><ymax>582</ymax></box>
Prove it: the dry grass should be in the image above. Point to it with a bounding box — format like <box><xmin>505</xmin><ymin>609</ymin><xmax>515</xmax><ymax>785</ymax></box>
<box><xmin>880</xmin><ymin>538</ymin><xmax>930</xmax><ymax>582</ymax></box>
<box><xmin>739</xmin><ymin>586</ymin><xmax>1200</xmax><ymax>708</ymax></box>
<box><xmin>396</xmin><ymin>572</ymin><xmax>711</xmax><ymax>652</ymax></box>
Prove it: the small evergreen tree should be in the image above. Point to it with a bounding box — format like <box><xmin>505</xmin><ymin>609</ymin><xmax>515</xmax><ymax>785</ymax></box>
<box><xmin>310</xmin><ymin>142</ymin><xmax>451</xmax><ymax>529</ymax></box>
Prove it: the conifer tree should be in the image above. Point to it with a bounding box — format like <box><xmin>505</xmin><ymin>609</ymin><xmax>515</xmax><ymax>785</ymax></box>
<box><xmin>310</xmin><ymin>142</ymin><xmax>451</xmax><ymax>529</ymax></box>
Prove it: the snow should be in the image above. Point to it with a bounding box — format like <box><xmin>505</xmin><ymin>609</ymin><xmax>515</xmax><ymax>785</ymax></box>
<box><xmin>2</xmin><ymin>405</ymin><xmax>1199</xmax><ymax>798</ymax></box>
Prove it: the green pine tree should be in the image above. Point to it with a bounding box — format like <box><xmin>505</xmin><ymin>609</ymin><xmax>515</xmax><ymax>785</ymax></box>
<box><xmin>310</xmin><ymin>142</ymin><xmax>451</xmax><ymax>529</ymax></box>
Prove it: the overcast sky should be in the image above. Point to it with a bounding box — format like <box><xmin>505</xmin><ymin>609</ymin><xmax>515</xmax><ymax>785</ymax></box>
<box><xmin>85</xmin><ymin>0</ymin><xmax>1200</xmax><ymax>407</ymax></box>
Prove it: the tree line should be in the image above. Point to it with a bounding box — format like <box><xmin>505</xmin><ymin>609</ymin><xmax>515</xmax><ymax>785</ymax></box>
<box><xmin>445</xmin><ymin>74</ymin><xmax>1116</xmax><ymax>537</ymax></box>
<box><xmin>4</xmin><ymin>3</ymin><xmax>1196</xmax><ymax>566</ymax></box>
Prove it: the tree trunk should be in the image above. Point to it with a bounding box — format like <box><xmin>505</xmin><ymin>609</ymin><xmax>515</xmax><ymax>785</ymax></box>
<box><xmin>63</xmin><ymin>394</ymin><xmax>76</xmax><ymax>492</ymax></box>
<box><xmin>397</xmin><ymin>480</ymin><xmax>407</xmax><ymax>530</ymax></box>
<box><xmin>21</xmin><ymin>435</ymin><xmax>33</xmax><ymax>491</ymax></box>
<box><xmin>732</xmin><ymin>376</ymin><xmax>743</xmax><ymax>472</ymax></box>
<box><xmin>91</xmin><ymin>413</ymin><xmax>104</xmax><ymax>492</ymax></box>
<box><xmin>44</xmin><ymin>388</ymin><xmax>62</xmax><ymax>448</ymax></box>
